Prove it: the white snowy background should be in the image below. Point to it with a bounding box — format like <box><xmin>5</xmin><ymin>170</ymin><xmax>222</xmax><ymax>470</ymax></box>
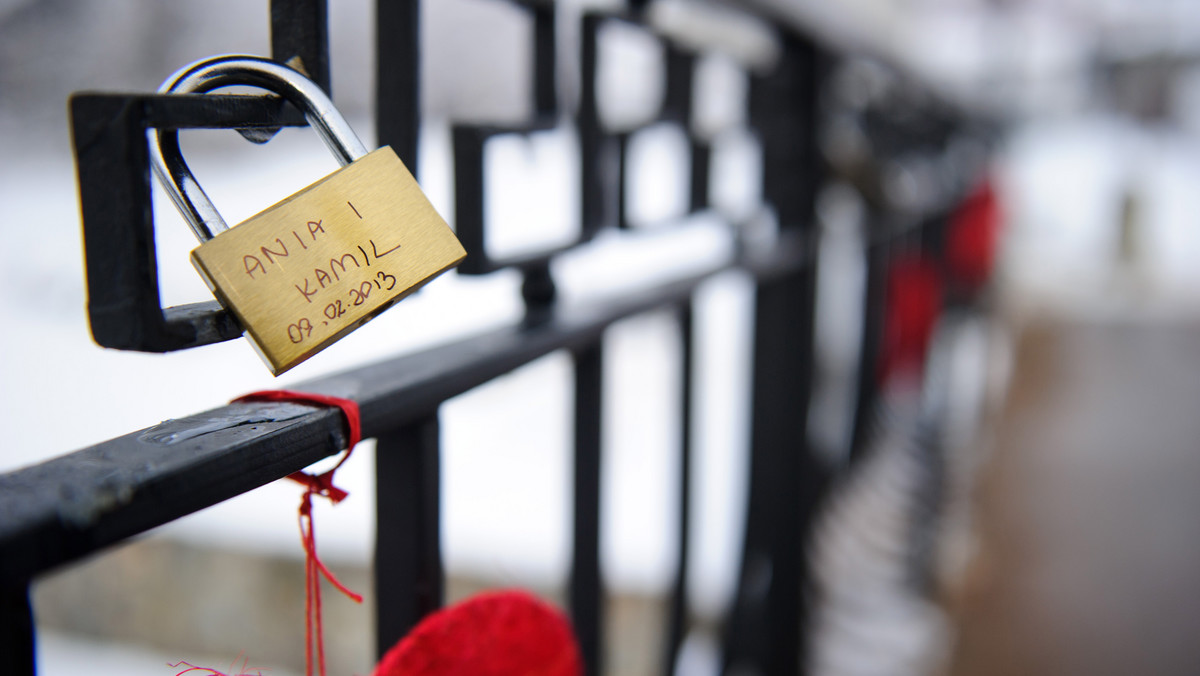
<box><xmin>5</xmin><ymin>0</ymin><xmax>1200</xmax><ymax>674</ymax></box>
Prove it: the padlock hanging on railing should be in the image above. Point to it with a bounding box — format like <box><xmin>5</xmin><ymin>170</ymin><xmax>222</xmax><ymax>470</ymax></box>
<box><xmin>149</xmin><ymin>55</ymin><xmax>465</xmax><ymax>375</ymax></box>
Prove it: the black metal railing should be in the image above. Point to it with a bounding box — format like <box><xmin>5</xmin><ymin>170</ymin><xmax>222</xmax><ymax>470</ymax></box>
<box><xmin>0</xmin><ymin>1</ymin><xmax>992</xmax><ymax>675</ymax></box>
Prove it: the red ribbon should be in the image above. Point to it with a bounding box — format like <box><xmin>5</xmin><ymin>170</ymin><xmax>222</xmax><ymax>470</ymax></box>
<box><xmin>233</xmin><ymin>390</ymin><xmax>365</xmax><ymax>676</ymax></box>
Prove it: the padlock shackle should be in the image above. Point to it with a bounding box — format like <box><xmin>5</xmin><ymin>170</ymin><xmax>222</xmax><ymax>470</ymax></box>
<box><xmin>149</xmin><ymin>55</ymin><xmax>370</xmax><ymax>242</ymax></box>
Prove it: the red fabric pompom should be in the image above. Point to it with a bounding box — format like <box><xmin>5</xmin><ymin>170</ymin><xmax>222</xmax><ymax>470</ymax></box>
<box><xmin>946</xmin><ymin>178</ymin><xmax>1002</xmax><ymax>292</ymax></box>
<box><xmin>879</xmin><ymin>254</ymin><xmax>943</xmax><ymax>385</ymax></box>
<box><xmin>373</xmin><ymin>590</ymin><xmax>583</xmax><ymax>676</ymax></box>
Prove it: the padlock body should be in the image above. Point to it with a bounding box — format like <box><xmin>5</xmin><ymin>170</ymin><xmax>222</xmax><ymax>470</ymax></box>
<box><xmin>191</xmin><ymin>147</ymin><xmax>465</xmax><ymax>375</ymax></box>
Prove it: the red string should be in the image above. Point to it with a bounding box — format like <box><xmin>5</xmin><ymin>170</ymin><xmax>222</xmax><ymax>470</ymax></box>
<box><xmin>233</xmin><ymin>390</ymin><xmax>365</xmax><ymax>676</ymax></box>
<box><xmin>169</xmin><ymin>658</ymin><xmax>263</xmax><ymax>676</ymax></box>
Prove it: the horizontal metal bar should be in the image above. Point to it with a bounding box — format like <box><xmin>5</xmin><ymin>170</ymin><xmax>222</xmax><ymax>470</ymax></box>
<box><xmin>0</xmin><ymin>231</ymin><xmax>811</xmax><ymax>585</ymax></box>
<box><xmin>0</xmin><ymin>402</ymin><xmax>348</xmax><ymax>584</ymax></box>
<box><xmin>70</xmin><ymin>92</ymin><xmax>309</xmax><ymax>131</ymax></box>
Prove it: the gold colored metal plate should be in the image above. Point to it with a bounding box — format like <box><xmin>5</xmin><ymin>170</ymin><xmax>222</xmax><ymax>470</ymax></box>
<box><xmin>191</xmin><ymin>147</ymin><xmax>465</xmax><ymax>375</ymax></box>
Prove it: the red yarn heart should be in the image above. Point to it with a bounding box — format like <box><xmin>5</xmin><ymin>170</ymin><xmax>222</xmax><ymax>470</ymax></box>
<box><xmin>373</xmin><ymin>591</ymin><xmax>583</xmax><ymax>676</ymax></box>
<box><xmin>946</xmin><ymin>179</ymin><xmax>1001</xmax><ymax>292</ymax></box>
<box><xmin>879</xmin><ymin>254</ymin><xmax>943</xmax><ymax>385</ymax></box>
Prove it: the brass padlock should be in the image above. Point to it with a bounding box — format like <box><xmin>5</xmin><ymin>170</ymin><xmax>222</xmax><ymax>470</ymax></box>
<box><xmin>149</xmin><ymin>56</ymin><xmax>465</xmax><ymax>375</ymax></box>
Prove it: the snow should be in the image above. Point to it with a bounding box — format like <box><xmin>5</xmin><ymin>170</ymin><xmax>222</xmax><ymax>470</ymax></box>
<box><xmin>36</xmin><ymin>631</ymin><xmax>298</xmax><ymax>676</ymax></box>
<box><xmin>0</xmin><ymin>114</ymin><xmax>756</xmax><ymax>672</ymax></box>
<box><xmin>0</xmin><ymin>111</ymin><xmax>754</xmax><ymax>605</ymax></box>
<box><xmin>8</xmin><ymin>2</ymin><xmax>1200</xmax><ymax>673</ymax></box>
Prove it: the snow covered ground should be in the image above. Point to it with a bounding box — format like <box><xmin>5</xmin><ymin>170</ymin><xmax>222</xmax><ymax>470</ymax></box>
<box><xmin>37</xmin><ymin>632</ymin><xmax>298</xmax><ymax>676</ymax></box>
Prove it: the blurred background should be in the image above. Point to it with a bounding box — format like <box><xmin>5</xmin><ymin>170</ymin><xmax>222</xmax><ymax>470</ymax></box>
<box><xmin>4</xmin><ymin>0</ymin><xmax>1200</xmax><ymax>675</ymax></box>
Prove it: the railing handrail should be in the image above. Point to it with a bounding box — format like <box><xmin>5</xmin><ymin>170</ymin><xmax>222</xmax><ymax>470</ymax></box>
<box><xmin>0</xmin><ymin>230</ymin><xmax>810</xmax><ymax>586</ymax></box>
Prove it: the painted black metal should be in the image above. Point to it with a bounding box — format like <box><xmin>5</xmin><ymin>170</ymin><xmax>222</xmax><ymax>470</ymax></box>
<box><xmin>450</xmin><ymin>124</ymin><xmax>488</xmax><ymax>274</ymax></box>
<box><xmin>71</xmin><ymin>92</ymin><xmax>306</xmax><ymax>353</ymax></box>
<box><xmin>571</xmin><ymin>341</ymin><xmax>605</xmax><ymax>676</ymax></box>
<box><xmin>375</xmin><ymin>415</ymin><xmax>443</xmax><ymax>657</ymax></box>
<box><xmin>723</xmin><ymin>264</ymin><xmax>826</xmax><ymax>676</ymax></box>
<box><xmin>617</xmin><ymin>132</ymin><xmax>632</xmax><ymax>230</ymax></box>
<box><xmin>663</xmin><ymin>44</ymin><xmax>694</xmax><ymax>126</ymax></box>
<box><xmin>452</xmin><ymin>119</ymin><xmax>587</xmax><ymax>275</ymax></box>
<box><xmin>445</xmin><ymin>1</ymin><xmax>564</xmax><ymax>275</ymax></box>
<box><xmin>849</xmin><ymin>219</ymin><xmax>890</xmax><ymax>462</ymax></box>
<box><xmin>532</xmin><ymin>2</ymin><xmax>558</xmax><ymax>124</ymax></box>
<box><xmin>591</xmin><ymin>13</ymin><xmax>713</xmax><ymax>234</ymax></box>
<box><xmin>0</xmin><ymin>234</ymin><xmax>811</xmax><ymax>586</ymax></box>
<box><xmin>720</xmin><ymin>262</ymin><xmax>825</xmax><ymax>676</ymax></box>
<box><xmin>70</xmin><ymin>0</ymin><xmax>325</xmax><ymax>354</ymax></box>
<box><xmin>751</xmin><ymin>35</ymin><xmax>827</xmax><ymax>233</ymax></box>
<box><xmin>271</xmin><ymin>0</ymin><xmax>330</xmax><ymax>95</ymax></box>
<box><xmin>51</xmin><ymin>2</ymin><xmax>992</xmax><ymax>675</ymax></box>
<box><xmin>663</xmin><ymin>302</ymin><xmax>695</xmax><ymax>674</ymax></box>
<box><xmin>375</xmin><ymin>0</ymin><xmax>419</xmax><ymax>169</ymax></box>
<box><xmin>722</xmin><ymin>31</ymin><xmax>829</xmax><ymax>676</ymax></box>
<box><xmin>0</xmin><ymin>402</ymin><xmax>347</xmax><ymax>584</ymax></box>
<box><xmin>521</xmin><ymin>262</ymin><xmax>558</xmax><ymax>320</ymax></box>
<box><xmin>690</xmin><ymin>140</ymin><xmax>711</xmax><ymax>212</ymax></box>
<box><xmin>579</xmin><ymin>13</ymin><xmax>614</xmax><ymax>239</ymax></box>
<box><xmin>0</xmin><ymin>585</ymin><xmax>34</xmax><ymax>676</ymax></box>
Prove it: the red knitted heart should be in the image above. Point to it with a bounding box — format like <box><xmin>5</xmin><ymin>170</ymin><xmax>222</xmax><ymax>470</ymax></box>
<box><xmin>879</xmin><ymin>254</ymin><xmax>943</xmax><ymax>384</ymax></box>
<box><xmin>373</xmin><ymin>591</ymin><xmax>582</xmax><ymax>676</ymax></box>
<box><xmin>946</xmin><ymin>179</ymin><xmax>1001</xmax><ymax>292</ymax></box>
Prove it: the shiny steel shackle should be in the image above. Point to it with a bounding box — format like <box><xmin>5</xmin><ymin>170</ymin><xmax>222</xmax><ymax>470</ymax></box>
<box><xmin>148</xmin><ymin>55</ymin><xmax>370</xmax><ymax>242</ymax></box>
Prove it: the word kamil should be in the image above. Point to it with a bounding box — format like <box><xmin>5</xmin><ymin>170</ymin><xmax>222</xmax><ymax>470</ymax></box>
<box><xmin>239</xmin><ymin>219</ymin><xmax>402</xmax><ymax>303</ymax></box>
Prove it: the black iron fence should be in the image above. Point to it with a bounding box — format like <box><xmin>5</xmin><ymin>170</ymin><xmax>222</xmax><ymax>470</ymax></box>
<box><xmin>0</xmin><ymin>1</ymin><xmax>992</xmax><ymax>674</ymax></box>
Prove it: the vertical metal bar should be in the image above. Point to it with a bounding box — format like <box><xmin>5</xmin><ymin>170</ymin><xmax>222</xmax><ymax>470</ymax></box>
<box><xmin>689</xmin><ymin>140</ymin><xmax>710</xmax><ymax>213</ymax></box>
<box><xmin>271</xmin><ymin>0</ymin><xmax>331</xmax><ymax>94</ymax></box>
<box><xmin>572</xmin><ymin>342</ymin><xmax>604</xmax><ymax>676</ymax></box>
<box><xmin>72</xmin><ymin>95</ymin><xmax>173</xmax><ymax>351</ymax></box>
<box><xmin>617</xmin><ymin>133</ymin><xmax>630</xmax><ymax>230</ymax></box>
<box><xmin>579</xmin><ymin>14</ymin><xmax>612</xmax><ymax>238</ymax></box>
<box><xmin>376</xmin><ymin>0</ymin><xmax>420</xmax><ymax>171</ymax></box>
<box><xmin>663</xmin><ymin>45</ymin><xmax>694</xmax><ymax>126</ymax></box>
<box><xmin>749</xmin><ymin>36</ymin><xmax>823</xmax><ymax>232</ymax></box>
<box><xmin>920</xmin><ymin>213</ymin><xmax>949</xmax><ymax>264</ymax></box>
<box><xmin>722</xmin><ymin>266</ymin><xmax>822</xmax><ymax>676</ymax></box>
<box><xmin>725</xmin><ymin>32</ymin><xmax>827</xmax><ymax>676</ymax></box>
<box><xmin>532</xmin><ymin>3</ymin><xmax>557</xmax><ymax>122</ymax></box>
<box><xmin>451</xmin><ymin>127</ymin><xmax>489</xmax><ymax>274</ymax></box>
<box><xmin>1</xmin><ymin>584</ymin><xmax>34</xmax><ymax>676</ymax></box>
<box><xmin>374</xmin><ymin>414</ymin><xmax>443</xmax><ymax>658</ymax></box>
<box><xmin>663</xmin><ymin>302</ymin><xmax>695</xmax><ymax>674</ymax></box>
<box><xmin>848</xmin><ymin>227</ymin><xmax>888</xmax><ymax>462</ymax></box>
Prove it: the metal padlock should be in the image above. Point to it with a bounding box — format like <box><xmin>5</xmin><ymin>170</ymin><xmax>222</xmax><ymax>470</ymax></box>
<box><xmin>149</xmin><ymin>55</ymin><xmax>465</xmax><ymax>375</ymax></box>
